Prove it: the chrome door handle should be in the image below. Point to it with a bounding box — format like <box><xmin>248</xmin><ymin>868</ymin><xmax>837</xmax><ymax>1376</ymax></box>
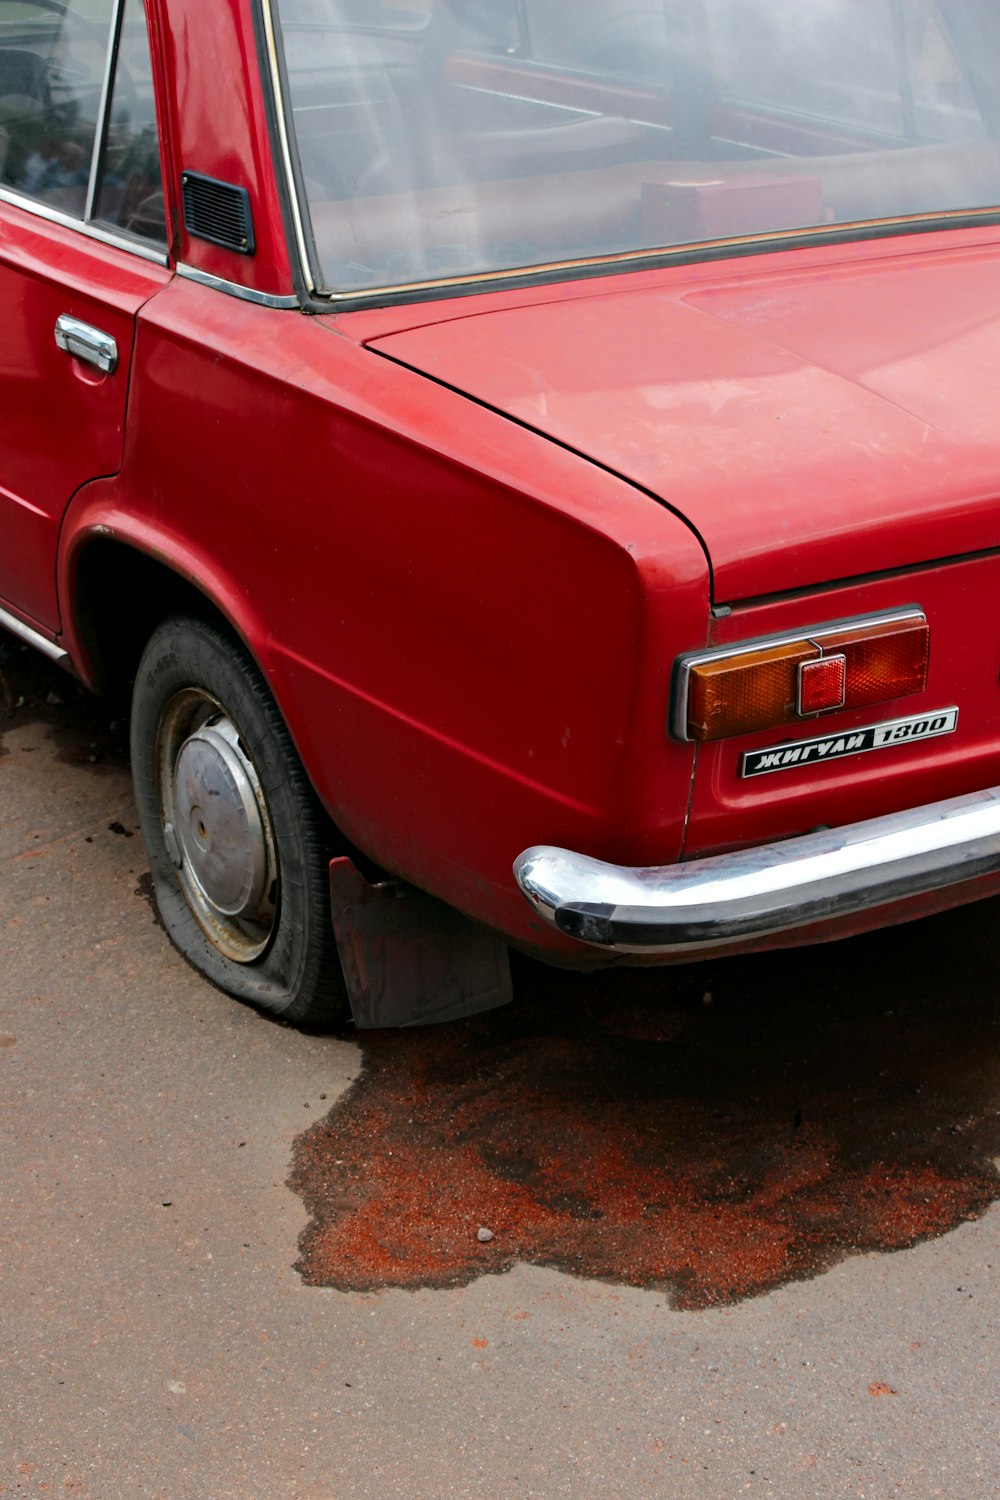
<box><xmin>54</xmin><ymin>314</ymin><xmax>118</xmax><ymax>374</ymax></box>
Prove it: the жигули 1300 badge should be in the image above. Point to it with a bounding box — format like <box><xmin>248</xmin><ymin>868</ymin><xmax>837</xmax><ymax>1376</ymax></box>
<box><xmin>741</xmin><ymin>708</ymin><xmax>958</xmax><ymax>778</ymax></box>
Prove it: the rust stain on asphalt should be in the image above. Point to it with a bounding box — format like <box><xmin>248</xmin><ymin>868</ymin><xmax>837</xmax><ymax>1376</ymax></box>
<box><xmin>290</xmin><ymin>918</ymin><xmax>1000</xmax><ymax>1307</ymax></box>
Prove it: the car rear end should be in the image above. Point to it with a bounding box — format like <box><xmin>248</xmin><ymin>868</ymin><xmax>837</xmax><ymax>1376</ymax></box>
<box><xmin>517</xmin><ymin>546</ymin><xmax>1000</xmax><ymax>961</ymax></box>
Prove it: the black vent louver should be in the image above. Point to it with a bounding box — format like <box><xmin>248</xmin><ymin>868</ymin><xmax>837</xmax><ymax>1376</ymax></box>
<box><xmin>181</xmin><ymin>171</ymin><xmax>255</xmax><ymax>255</ymax></box>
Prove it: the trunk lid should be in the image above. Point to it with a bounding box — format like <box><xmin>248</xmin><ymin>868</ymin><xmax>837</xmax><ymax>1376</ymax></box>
<box><xmin>369</xmin><ymin>238</ymin><xmax>1000</xmax><ymax>601</ymax></box>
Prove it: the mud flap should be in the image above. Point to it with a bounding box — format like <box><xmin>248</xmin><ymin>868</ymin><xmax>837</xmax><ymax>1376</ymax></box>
<box><xmin>329</xmin><ymin>857</ymin><xmax>513</xmax><ymax>1028</ymax></box>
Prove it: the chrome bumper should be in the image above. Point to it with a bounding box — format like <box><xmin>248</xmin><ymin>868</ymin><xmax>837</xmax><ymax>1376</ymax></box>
<box><xmin>514</xmin><ymin>786</ymin><xmax>1000</xmax><ymax>952</ymax></box>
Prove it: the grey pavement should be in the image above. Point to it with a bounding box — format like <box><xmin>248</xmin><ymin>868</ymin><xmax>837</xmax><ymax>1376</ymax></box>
<box><xmin>1</xmin><ymin>665</ymin><xmax>998</xmax><ymax>1499</ymax></box>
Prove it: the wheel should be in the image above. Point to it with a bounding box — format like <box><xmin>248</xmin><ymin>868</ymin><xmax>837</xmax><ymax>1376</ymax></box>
<box><xmin>130</xmin><ymin>615</ymin><xmax>347</xmax><ymax>1027</ymax></box>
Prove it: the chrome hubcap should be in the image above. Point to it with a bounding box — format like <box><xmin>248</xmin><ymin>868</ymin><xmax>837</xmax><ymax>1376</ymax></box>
<box><xmin>157</xmin><ymin>690</ymin><xmax>278</xmax><ymax>962</ymax></box>
<box><xmin>174</xmin><ymin>720</ymin><xmax>269</xmax><ymax>917</ymax></box>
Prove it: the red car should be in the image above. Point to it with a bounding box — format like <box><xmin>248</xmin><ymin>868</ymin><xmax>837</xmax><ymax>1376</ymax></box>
<box><xmin>3</xmin><ymin>0</ymin><xmax>1000</xmax><ymax>1028</ymax></box>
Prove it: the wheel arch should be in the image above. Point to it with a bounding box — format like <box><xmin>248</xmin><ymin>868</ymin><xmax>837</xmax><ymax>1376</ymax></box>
<box><xmin>62</xmin><ymin>522</ymin><xmax>270</xmax><ymax>703</ymax></box>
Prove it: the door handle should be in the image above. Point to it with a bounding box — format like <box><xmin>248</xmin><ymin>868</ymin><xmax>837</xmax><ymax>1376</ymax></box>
<box><xmin>54</xmin><ymin>314</ymin><xmax>118</xmax><ymax>374</ymax></box>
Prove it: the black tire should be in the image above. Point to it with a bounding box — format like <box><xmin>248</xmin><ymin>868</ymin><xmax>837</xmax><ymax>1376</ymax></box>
<box><xmin>130</xmin><ymin>615</ymin><xmax>347</xmax><ymax>1027</ymax></box>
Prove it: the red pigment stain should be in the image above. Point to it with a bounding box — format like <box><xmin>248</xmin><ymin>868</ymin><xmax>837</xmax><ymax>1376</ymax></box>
<box><xmin>290</xmin><ymin>913</ymin><xmax>1000</xmax><ymax>1308</ymax></box>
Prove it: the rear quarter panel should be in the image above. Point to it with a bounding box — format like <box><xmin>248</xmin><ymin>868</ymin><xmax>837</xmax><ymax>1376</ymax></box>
<box><xmin>60</xmin><ymin>278</ymin><xmax>709</xmax><ymax>956</ymax></box>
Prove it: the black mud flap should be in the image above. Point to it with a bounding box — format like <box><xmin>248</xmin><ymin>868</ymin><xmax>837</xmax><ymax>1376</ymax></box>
<box><xmin>329</xmin><ymin>857</ymin><xmax>513</xmax><ymax>1029</ymax></box>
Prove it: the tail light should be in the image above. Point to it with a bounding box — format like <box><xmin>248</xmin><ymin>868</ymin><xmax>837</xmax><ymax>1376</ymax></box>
<box><xmin>674</xmin><ymin>610</ymin><xmax>929</xmax><ymax>743</ymax></box>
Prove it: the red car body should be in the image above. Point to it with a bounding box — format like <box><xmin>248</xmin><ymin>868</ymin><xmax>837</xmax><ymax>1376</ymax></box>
<box><xmin>3</xmin><ymin>0</ymin><xmax>1000</xmax><ymax>1025</ymax></box>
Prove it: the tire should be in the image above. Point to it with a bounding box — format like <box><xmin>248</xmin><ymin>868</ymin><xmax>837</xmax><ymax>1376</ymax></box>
<box><xmin>130</xmin><ymin>615</ymin><xmax>347</xmax><ymax>1028</ymax></box>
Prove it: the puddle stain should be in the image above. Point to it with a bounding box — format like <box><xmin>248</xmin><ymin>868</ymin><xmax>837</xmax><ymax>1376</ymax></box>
<box><xmin>290</xmin><ymin>925</ymin><xmax>1000</xmax><ymax>1308</ymax></box>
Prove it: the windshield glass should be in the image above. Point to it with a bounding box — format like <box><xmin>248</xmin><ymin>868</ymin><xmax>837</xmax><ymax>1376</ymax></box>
<box><xmin>270</xmin><ymin>0</ymin><xmax>1000</xmax><ymax>295</ymax></box>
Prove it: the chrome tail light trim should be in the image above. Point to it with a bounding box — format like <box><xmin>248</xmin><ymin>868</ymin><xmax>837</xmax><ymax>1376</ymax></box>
<box><xmin>670</xmin><ymin>606</ymin><xmax>926</xmax><ymax>741</ymax></box>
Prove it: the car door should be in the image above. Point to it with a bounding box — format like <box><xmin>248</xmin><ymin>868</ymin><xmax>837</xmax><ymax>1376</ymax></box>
<box><xmin>0</xmin><ymin>0</ymin><xmax>170</xmax><ymax>636</ymax></box>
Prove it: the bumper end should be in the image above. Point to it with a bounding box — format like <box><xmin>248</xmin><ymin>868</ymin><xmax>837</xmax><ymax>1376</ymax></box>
<box><xmin>515</xmin><ymin>786</ymin><xmax>1000</xmax><ymax>953</ymax></box>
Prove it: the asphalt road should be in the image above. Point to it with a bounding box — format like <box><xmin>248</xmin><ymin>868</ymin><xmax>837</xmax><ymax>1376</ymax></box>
<box><xmin>1</xmin><ymin>632</ymin><xmax>998</xmax><ymax>1499</ymax></box>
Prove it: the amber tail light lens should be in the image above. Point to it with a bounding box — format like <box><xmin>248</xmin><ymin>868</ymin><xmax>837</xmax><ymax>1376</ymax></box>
<box><xmin>830</xmin><ymin>619</ymin><xmax>929</xmax><ymax>709</ymax></box>
<box><xmin>678</xmin><ymin>612</ymin><xmax>929</xmax><ymax>743</ymax></box>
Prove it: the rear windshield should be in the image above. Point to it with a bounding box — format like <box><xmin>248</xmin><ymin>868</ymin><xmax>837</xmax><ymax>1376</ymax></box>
<box><xmin>270</xmin><ymin>0</ymin><xmax>1000</xmax><ymax>295</ymax></box>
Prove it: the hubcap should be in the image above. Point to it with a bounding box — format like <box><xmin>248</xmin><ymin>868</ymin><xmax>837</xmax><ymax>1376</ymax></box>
<box><xmin>156</xmin><ymin>690</ymin><xmax>278</xmax><ymax>962</ymax></box>
<box><xmin>174</xmin><ymin>720</ymin><xmax>268</xmax><ymax>917</ymax></box>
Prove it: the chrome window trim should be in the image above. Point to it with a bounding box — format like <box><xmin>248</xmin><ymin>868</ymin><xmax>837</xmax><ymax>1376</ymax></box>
<box><xmin>85</xmin><ymin>0</ymin><xmax>126</xmax><ymax>223</ymax></box>
<box><xmin>259</xmin><ymin>0</ymin><xmax>315</xmax><ymax>296</ymax></box>
<box><xmin>670</xmin><ymin>606</ymin><xmax>927</xmax><ymax>742</ymax></box>
<box><xmin>283</xmin><ymin>212</ymin><xmax>1000</xmax><ymax>310</ymax></box>
<box><xmin>176</xmin><ymin>262</ymin><xmax>300</xmax><ymax>308</ymax></box>
<box><xmin>0</xmin><ymin>605</ymin><xmax>68</xmax><ymax>664</ymax></box>
<box><xmin>0</xmin><ymin>186</ymin><xmax>169</xmax><ymax>263</ymax></box>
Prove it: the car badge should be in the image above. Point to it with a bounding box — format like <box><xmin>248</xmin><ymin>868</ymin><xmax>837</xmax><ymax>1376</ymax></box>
<box><xmin>741</xmin><ymin>708</ymin><xmax>958</xmax><ymax>778</ymax></box>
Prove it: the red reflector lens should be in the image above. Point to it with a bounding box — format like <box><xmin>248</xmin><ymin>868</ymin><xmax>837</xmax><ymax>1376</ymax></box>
<box><xmin>680</xmin><ymin>613</ymin><xmax>929</xmax><ymax>742</ymax></box>
<box><xmin>798</xmin><ymin>653</ymin><xmax>846</xmax><ymax>715</ymax></box>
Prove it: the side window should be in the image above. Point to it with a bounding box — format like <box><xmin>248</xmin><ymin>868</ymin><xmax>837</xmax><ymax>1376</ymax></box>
<box><xmin>458</xmin><ymin>0</ymin><xmax>525</xmax><ymax>56</ymax></box>
<box><xmin>94</xmin><ymin>0</ymin><xmax>165</xmax><ymax>240</ymax></box>
<box><xmin>0</xmin><ymin>0</ymin><xmax>114</xmax><ymax>215</ymax></box>
<box><xmin>903</xmin><ymin>1</ymin><xmax>986</xmax><ymax>142</ymax></box>
<box><xmin>525</xmin><ymin>0</ymin><xmax>674</xmax><ymax>82</ymax></box>
<box><xmin>704</xmin><ymin>0</ymin><xmax>986</xmax><ymax>145</ymax></box>
<box><xmin>0</xmin><ymin>0</ymin><xmax>165</xmax><ymax>244</ymax></box>
<box><xmin>705</xmin><ymin>0</ymin><xmax>906</xmax><ymax>137</ymax></box>
<box><xmin>283</xmin><ymin>0</ymin><xmax>432</xmax><ymax>32</ymax></box>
